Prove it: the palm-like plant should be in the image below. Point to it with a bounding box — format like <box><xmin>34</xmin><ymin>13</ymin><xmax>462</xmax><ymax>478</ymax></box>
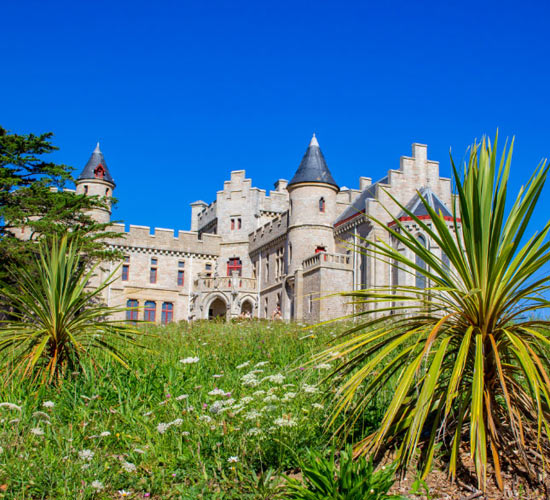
<box><xmin>315</xmin><ymin>135</ymin><xmax>550</xmax><ymax>489</ymax></box>
<box><xmin>0</xmin><ymin>235</ymin><xmax>140</xmax><ymax>384</ymax></box>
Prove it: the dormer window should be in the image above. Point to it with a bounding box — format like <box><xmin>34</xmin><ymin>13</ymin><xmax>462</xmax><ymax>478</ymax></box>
<box><xmin>319</xmin><ymin>197</ymin><xmax>325</xmax><ymax>213</ymax></box>
<box><xmin>94</xmin><ymin>164</ymin><xmax>105</xmax><ymax>179</ymax></box>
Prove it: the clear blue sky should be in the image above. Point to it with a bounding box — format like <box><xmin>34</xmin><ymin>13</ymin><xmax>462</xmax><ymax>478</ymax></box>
<box><xmin>2</xmin><ymin>0</ymin><xmax>549</xmax><ymax>236</ymax></box>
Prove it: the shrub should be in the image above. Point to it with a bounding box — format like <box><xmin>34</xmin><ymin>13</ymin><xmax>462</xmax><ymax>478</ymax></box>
<box><xmin>316</xmin><ymin>134</ymin><xmax>550</xmax><ymax>490</ymax></box>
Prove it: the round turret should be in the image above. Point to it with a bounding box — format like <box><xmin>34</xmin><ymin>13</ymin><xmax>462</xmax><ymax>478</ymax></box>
<box><xmin>287</xmin><ymin>134</ymin><xmax>339</xmax><ymax>274</ymax></box>
<box><xmin>75</xmin><ymin>142</ymin><xmax>115</xmax><ymax>224</ymax></box>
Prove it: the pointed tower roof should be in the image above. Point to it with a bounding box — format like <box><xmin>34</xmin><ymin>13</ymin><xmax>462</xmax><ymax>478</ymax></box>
<box><xmin>288</xmin><ymin>134</ymin><xmax>338</xmax><ymax>189</ymax></box>
<box><xmin>77</xmin><ymin>142</ymin><xmax>115</xmax><ymax>185</ymax></box>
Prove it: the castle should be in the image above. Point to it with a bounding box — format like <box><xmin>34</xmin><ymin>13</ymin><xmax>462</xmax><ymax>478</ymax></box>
<box><xmin>76</xmin><ymin>136</ymin><xmax>455</xmax><ymax>323</ymax></box>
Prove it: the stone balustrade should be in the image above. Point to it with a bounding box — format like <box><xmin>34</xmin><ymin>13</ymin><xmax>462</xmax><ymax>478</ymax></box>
<box><xmin>194</xmin><ymin>276</ymin><xmax>257</xmax><ymax>292</ymax></box>
<box><xmin>302</xmin><ymin>252</ymin><xmax>351</xmax><ymax>271</ymax></box>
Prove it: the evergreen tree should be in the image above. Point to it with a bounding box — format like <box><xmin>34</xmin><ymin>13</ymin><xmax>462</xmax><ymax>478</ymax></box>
<box><xmin>0</xmin><ymin>126</ymin><xmax>121</xmax><ymax>278</ymax></box>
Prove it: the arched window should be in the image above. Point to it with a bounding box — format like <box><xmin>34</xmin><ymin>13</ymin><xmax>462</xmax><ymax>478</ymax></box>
<box><xmin>94</xmin><ymin>165</ymin><xmax>105</xmax><ymax>179</ymax></box>
<box><xmin>84</xmin><ymin>185</ymin><xmax>88</xmax><ymax>195</ymax></box>
<box><xmin>415</xmin><ymin>235</ymin><xmax>427</xmax><ymax>289</ymax></box>
<box><xmin>105</xmin><ymin>188</ymin><xmax>110</xmax><ymax>196</ymax></box>
<box><xmin>319</xmin><ymin>197</ymin><xmax>325</xmax><ymax>213</ymax></box>
<box><xmin>161</xmin><ymin>302</ymin><xmax>173</xmax><ymax>324</ymax></box>
<box><xmin>126</xmin><ymin>299</ymin><xmax>138</xmax><ymax>322</ymax></box>
<box><xmin>144</xmin><ymin>301</ymin><xmax>156</xmax><ymax>322</ymax></box>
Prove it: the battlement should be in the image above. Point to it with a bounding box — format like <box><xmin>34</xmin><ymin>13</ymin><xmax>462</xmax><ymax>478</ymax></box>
<box><xmin>107</xmin><ymin>223</ymin><xmax>221</xmax><ymax>256</ymax></box>
<box><xmin>249</xmin><ymin>212</ymin><xmax>288</xmax><ymax>253</ymax></box>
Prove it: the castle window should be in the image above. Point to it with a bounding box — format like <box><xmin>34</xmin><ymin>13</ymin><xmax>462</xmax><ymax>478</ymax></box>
<box><xmin>265</xmin><ymin>259</ymin><xmax>269</xmax><ymax>282</ymax></box>
<box><xmin>84</xmin><ymin>186</ymin><xmax>88</xmax><ymax>195</ymax></box>
<box><xmin>238</xmin><ymin>218</ymin><xmax>242</xmax><ymax>230</ymax></box>
<box><xmin>105</xmin><ymin>188</ymin><xmax>109</xmax><ymax>196</ymax></box>
<box><xmin>161</xmin><ymin>302</ymin><xmax>173</xmax><ymax>324</ymax></box>
<box><xmin>415</xmin><ymin>234</ymin><xmax>427</xmax><ymax>289</ymax></box>
<box><xmin>177</xmin><ymin>270</ymin><xmax>184</xmax><ymax>286</ymax></box>
<box><xmin>205</xmin><ymin>263</ymin><xmax>212</xmax><ymax>271</ymax></box>
<box><xmin>227</xmin><ymin>258</ymin><xmax>242</xmax><ymax>276</ymax></box>
<box><xmin>231</xmin><ymin>218</ymin><xmax>235</xmax><ymax>230</ymax></box>
<box><xmin>151</xmin><ymin>257</ymin><xmax>158</xmax><ymax>265</ymax></box>
<box><xmin>315</xmin><ymin>246</ymin><xmax>326</xmax><ymax>254</ymax></box>
<box><xmin>122</xmin><ymin>264</ymin><xmax>129</xmax><ymax>281</ymax></box>
<box><xmin>94</xmin><ymin>165</ymin><xmax>105</xmax><ymax>179</ymax></box>
<box><xmin>178</xmin><ymin>261</ymin><xmax>185</xmax><ymax>268</ymax></box>
<box><xmin>144</xmin><ymin>301</ymin><xmax>156</xmax><ymax>322</ymax></box>
<box><xmin>319</xmin><ymin>197</ymin><xmax>325</xmax><ymax>213</ymax></box>
<box><xmin>275</xmin><ymin>247</ymin><xmax>284</xmax><ymax>279</ymax></box>
<box><xmin>150</xmin><ymin>257</ymin><xmax>158</xmax><ymax>283</ymax></box>
<box><xmin>126</xmin><ymin>299</ymin><xmax>138</xmax><ymax>322</ymax></box>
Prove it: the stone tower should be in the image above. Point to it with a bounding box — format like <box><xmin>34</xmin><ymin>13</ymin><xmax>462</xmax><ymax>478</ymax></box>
<box><xmin>75</xmin><ymin>143</ymin><xmax>115</xmax><ymax>224</ymax></box>
<box><xmin>287</xmin><ymin>134</ymin><xmax>339</xmax><ymax>275</ymax></box>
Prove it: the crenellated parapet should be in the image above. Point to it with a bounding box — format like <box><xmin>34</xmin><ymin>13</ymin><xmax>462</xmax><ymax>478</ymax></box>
<box><xmin>248</xmin><ymin>212</ymin><xmax>288</xmax><ymax>254</ymax></box>
<box><xmin>106</xmin><ymin>223</ymin><xmax>221</xmax><ymax>258</ymax></box>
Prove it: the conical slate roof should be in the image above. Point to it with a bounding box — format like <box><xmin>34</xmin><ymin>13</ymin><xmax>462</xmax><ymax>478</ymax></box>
<box><xmin>398</xmin><ymin>187</ymin><xmax>452</xmax><ymax>218</ymax></box>
<box><xmin>77</xmin><ymin>143</ymin><xmax>115</xmax><ymax>185</ymax></box>
<box><xmin>288</xmin><ymin>134</ymin><xmax>338</xmax><ymax>189</ymax></box>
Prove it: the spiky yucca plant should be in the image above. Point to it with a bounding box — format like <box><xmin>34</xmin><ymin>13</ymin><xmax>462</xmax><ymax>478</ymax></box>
<box><xmin>315</xmin><ymin>135</ymin><xmax>550</xmax><ymax>489</ymax></box>
<box><xmin>0</xmin><ymin>235</ymin><xmax>141</xmax><ymax>384</ymax></box>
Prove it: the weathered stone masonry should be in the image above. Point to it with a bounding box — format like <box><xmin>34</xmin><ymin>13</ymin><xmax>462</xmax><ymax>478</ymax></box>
<box><xmin>75</xmin><ymin>136</ymin><xmax>456</xmax><ymax>323</ymax></box>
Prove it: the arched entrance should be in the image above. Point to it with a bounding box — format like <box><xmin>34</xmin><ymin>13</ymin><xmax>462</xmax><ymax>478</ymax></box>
<box><xmin>241</xmin><ymin>300</ymin><xmax>253</xmax><ymax>318</ymax></box>
<box><xmin>208</xmin><ymin>297</ymin><xmax>227</xmax><ymax>320</ymax></box>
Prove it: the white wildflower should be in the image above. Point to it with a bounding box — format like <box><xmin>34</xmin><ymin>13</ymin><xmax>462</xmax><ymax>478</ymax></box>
<box><xmin>32</xmin><ymin>411</ymin><xmax>51</xmax><ymax>420</ymax></box>
<box><xmin>263</xmin><ymin>405</ymin><xmax>278</xmax><ymax>412</ymax></box>
<box><xmin>182</xmin><ymin>431</ymin><xmax>190</xmax><ymax>436</ymax></box>
<box><xmin>91</xmin><ymin>480</ymin><xmax>104</xmax><ymax>490</ymax></box>
<box><xmin>302</xmin><ymin>384</ymin><xmax>319</xmax><ymax>393</ymax></box>
<box><xmin>81</xmin><ymin>463</ymin><xmax>90</xmax><ymax>470</ymax></box>
<box><xmin>247</xmin><ymin>428</ymin><xmax>262</xmax><ymax>436</ymax></box>
<box><xmin>236</xmin><ymin>361</ymin><xmax>250</xmax><ymax>370</ymax></box>
<box><xmin>175</xmin><ymin>394</ymin><xmax>189</xmax><ymax>401</ymax></box>
<box><xmin>157</xmin><ymin>422</ymin><xmax>170</xmax><ymax>434</ymax></box>
<box><xmin>118</xmin><ymin>489</ymin><xmax>131</xmax><ymax>496</ymax></box>
<box><xmin>179</xmin><ymin>357</ymin><xmax>199</xmax><ymax>364</ymax></box>
<box><xmin>312</xmin><ymin>403</ymin><xmax>324</xmax><ymax>409</ymax></box>
<box><xmin>263</xmin><ymin>395</ymin><xmax>279</xmax><ymax>403</ymax></box>
<box><xmin>133</xmin><ymin>448</ymin><xmax>146</xmax><ymax>454</ymax></box>
<box><xmin>282</xmin><ymin>392</ymin><xmax>297</xmax><ymax>401</ymax></box>
<box><xmin>240</xmin><ymin>396</ymin><xmax>254</xmax><ymax>404</ymax></box>
<box><xmin>100</xmin><ymin>431</ymin><xmax>111</xmax><ymax>437</ymax></box>
<box><xmin>283</xmin><ymin>383</ymin><xmax>295</xmax><ymax>389</ymax></box>
<box><xmin>208</xmin><ymin>388</ymin><xmax>226</xmax><ymax>396</ymax></box>
<box><xmin>79</xmin><ymin>449</ymin><xmax>94</xmax><ymax>461</ymax></box>
<box><xmin>143</xmin><ymin>411</ymin><xmax>153</xmax><ymax>417</ymax></box>
<box><xmin>210</xmin><ymin>401</ymin><xmax>224</xmax><ymax>414</ymax></box>
<box><xmin>199</xmin><ymin>415</ymin><xmax>212</xmax><ymax>423</ymax></box>
<box><xmin>241</xmin><ymin>373</ymin><xmax>259</xmax><ymax>387</ymax></box>
<box><xmin>264</xmin><ymin>373</ymin><xmax>285</xmax><ymax>384</ymax></box>
<box><xmin>9</xmin><ymin>418</ymin><xmax>20</xmax><ymax>425</ymax></box>
<box><xmin>274</xmin><ymin>417</ymin><xmax>297</xmax><ymax>427</ymax></box>
<box><xmin>227</xmin><ymin>456</ymin><xmax>239</xmax><ymax>463</ymax></box>
<box><xmin>255</xmin><ymin>361</ymin><xmax>269</xmax><ymax>367</ymax></box>
<box><xmin>0</xmin><ymin>403</ymin><xmax>22</xmax><ymax>412</ymax></box>
<box><xmin>252</xmin><ymin>390</ymin><xmax>265</xmax><ymax>397</ymax></box>
<box><xmin>213</xmin><ymin>374</ymin><xmax>223</xmax><ymax>378</ymax></box>
<box><xmin>30</xmin><ymin>427</ymin><xmax>44</xmax><ymax>436</ymax></box>
<box><xmin>244</xmin><ymin>410</ymin><xmax>262</xmax><ymax>420</ymax></box>
<box><xmin>170</xmin><ymin>418</ymin><xmax>183</xmax><ymax>427</ymax></box>
<box><xmin>42</xmin><ymin>401</ymin><xmax>55</xmax><ymax>408</ymax></box>
<box><xmin>122</xmin><ymin>461</ymin><xmax>136</xmax><ymax>473</ymax></box>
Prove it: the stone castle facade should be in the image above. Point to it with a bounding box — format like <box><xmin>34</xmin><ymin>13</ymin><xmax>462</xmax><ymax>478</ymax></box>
<box><xmin>75</xmin><ymin>136</ymin><xmax>456</xmax><ymax>323</ymax></box>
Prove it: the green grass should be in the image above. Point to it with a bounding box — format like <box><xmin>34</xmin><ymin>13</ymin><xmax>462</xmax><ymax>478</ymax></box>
<box><xmin>0</xmin><ymin>320</ymin><xmax>394</xmax><ymax>499</ymax></box>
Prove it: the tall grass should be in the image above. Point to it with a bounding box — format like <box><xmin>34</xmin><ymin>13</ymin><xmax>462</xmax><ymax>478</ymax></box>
<box><xmin>0</xmin><ymin>320</ymin><xmax>386</xmax><ymax>499</ymax></box>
